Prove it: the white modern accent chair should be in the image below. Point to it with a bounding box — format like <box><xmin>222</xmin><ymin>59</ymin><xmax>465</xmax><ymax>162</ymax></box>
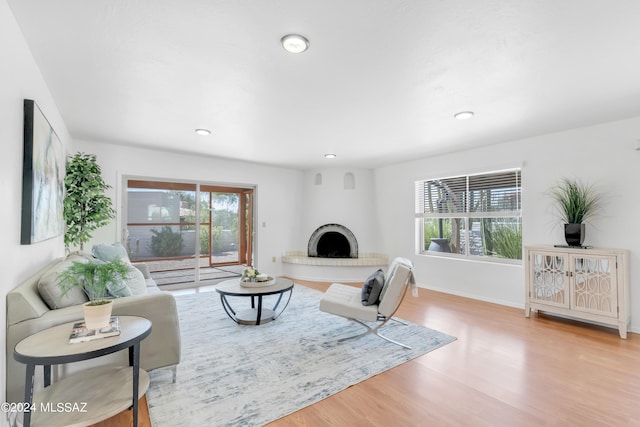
<box><xmin>319</xmin><ymin>257</ymin><xmax>416</xmax><ymax>349</ymax></box>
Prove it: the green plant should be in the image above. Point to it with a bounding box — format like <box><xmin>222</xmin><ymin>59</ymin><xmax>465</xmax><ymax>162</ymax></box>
<box><xmin>490</xmin><ymin>226</ymin><xmax>522</xmax><ymax>259</ymax></box>
<box><xmin>64</xmin><ymin>153</ymin><xmax>115</xmax><ymax>251</ymax></box>
<box><xmin>200</xmin><ymin>227</ymin><xmax>210</xmax><ymax>254</ymax></box>
<box><xmin>549</xmin><ymin>178</ymin><xmax>601</xmax><ymax>224</ymax></box>
<box><xmin>57</xmin><ymin>259</ymin><xmax>129</xmax><ymax>305</ymax></box>
<box><xmin>423</xmin><ymin>218</ymin><xmax>452</xmax><ymax>248</ymax></box>
<box><xmin>210</xmin><ymin>226</ymin><xmax>223</xmax><ymax>254</ymax></box>
<box><xmin>150</xmin><ymin>226</ymin><xmax>184</xmax><ymax>257</ymax></box>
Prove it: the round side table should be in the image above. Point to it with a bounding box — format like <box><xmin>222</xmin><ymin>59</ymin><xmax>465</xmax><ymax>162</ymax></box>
<box><xmin>13</xmin><ymin>316</ymin><xmax>151</xmax><ymax>427</ymax></box>
<box><xmin>216</xmin><ymin>277</ymin><xmax>294</xmax><ymax>325</ymax></box>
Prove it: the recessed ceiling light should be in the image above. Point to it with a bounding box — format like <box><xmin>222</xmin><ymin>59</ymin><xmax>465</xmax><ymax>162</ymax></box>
<box><xmin>195</xmin><ymin>128</ymin><xmax>211</xmax><ymax>136</ymax></box>
<box><xmin>454</xmin><ymin>111</ymin><xmax>474</xmax><ymax>120</ymax></box>
<box><xmin>281</xmin><ymin>34</ymin><xmax>309</xmax><ymax>54</ymax></box>
<box><xmin>324</xmin><ymin>153</ymin><xmax>336</xmax><ymax>159</ymax></box>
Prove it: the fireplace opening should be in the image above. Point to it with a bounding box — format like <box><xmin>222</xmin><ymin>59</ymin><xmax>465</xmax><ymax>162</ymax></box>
<box><xmin>308</xmin><ymin>224</ymin><xmax>358</xmax><ymax>258</ymax></box>
<box><xmin>317</xmin><ymin>232</ymin><xmax>350</xmax><ymax>258</ymax></box>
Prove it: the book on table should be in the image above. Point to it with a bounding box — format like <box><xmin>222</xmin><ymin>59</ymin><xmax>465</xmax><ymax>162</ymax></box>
<box><xmin>69</xmin><ymin>316</ymin><xmax>121</xmax><ymax>344</ymax></box>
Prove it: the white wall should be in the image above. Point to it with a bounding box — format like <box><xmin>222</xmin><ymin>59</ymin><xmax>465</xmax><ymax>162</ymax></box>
<box><xmin>375</xmin><ymin>116</ymin><xmax>640</xmax><ymax>331</ymax></box>
<box><xmin>1</xmin><ymin>0</ymin><xmax>72</xmax><ymax>412</ymax></box>
<box><xmin>74</xmin><ymin>140</ymin><xmax>304</xmax><ymax>273</ymax></box>
<box><xmin>299</xmin><ymin>168</ymin><xmax>380</xmax><ymax>252</ymax></box>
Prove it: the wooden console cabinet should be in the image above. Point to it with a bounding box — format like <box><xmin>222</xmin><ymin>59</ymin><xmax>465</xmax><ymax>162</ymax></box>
<box><xmin>524</xmin><ymin>245</ymin><xmax>630</xmax><ymax>338</ymax></box>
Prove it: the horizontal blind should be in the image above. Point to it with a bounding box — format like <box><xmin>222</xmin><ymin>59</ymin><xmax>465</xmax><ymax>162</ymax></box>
<box><xmin>415</xmin><ymin>176</ymin><xmax>466</xmax><ymax>214</ymax></box>
<box><xmin>468</xmin><ymin>169</ymin><xmax>520</xmax><ymax>213</ymax></box>
<box><xmin>415</xmin><ymin>168</ymin><xmax>520</xmax><ymax>216</ymax></box>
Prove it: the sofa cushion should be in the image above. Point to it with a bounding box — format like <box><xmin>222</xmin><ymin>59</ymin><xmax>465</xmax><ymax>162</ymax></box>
<box><xmin>37</xmin><ymin>255</ymin><xmax>91</xmax><ymax>309</ymax></box>
<box><xmin>92</xmin><ymin>242</ymin><xmax>130</xmax><ymax>263</ymax></box>
<box><xmin>360</xmin><ymin>268</ymin><xmax>385</xmax><ymax>306</ymax></box>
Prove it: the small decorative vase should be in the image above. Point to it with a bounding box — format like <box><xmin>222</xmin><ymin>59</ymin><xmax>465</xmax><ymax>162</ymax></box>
<box><xmin>564</xmin><ymin>223</ymin><xmax>585</xmax><ymax>247</ymax></box>
<box><xmin>82</xmin><ymin>300</ymin><xmax>113</xmax><ymax>330</ymax></box>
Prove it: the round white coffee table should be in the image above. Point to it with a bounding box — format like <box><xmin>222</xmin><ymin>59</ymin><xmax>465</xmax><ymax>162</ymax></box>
<box><xmin>216</xmin><ymin>277</ymin><xmax>294</xmax><ymax>325</ymax></box>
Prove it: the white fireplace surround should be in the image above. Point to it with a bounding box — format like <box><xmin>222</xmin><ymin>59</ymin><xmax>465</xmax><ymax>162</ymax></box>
<box><xmin>283</xmin><ymin>251</ymin><xmax>387</xmax><ymax>267</ymax></box>
<box><xmin>307</xmin><ymin>223</ymin><xmax>358</xmax><ymax>258</ymax></box>
<box><xmin>281</xmin><ymin>251</ymin><xmax>388</xmax><ymax>282</ymax></box>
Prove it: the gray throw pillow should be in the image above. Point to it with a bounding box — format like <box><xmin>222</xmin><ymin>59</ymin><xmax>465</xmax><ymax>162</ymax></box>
<box><xmin>105</xmin><ymin>278</ymin><xmax>133</xmax><ymax>299</ymax></box>
<box><xmin>361</xmin><ymin>269</ymin><xmax>385</xmax><ymax>306</ymax></box>
<box><xmin>37</xmin><ymin>255</ymin><xmax>90</xmax><ymax>309</ymax></box>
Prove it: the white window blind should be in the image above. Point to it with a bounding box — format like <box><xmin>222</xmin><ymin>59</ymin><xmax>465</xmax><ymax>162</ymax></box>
<box><xmin>415</xmin><ymin>169</ymin><xmax>521</xmax><ymax>217</ymax></box>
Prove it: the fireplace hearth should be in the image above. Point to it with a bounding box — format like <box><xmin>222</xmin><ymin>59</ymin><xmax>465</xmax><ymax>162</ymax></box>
<box><xmin>308</xmin><ymin>224</ymin><xmax>358</xmax><ymax>258</ymax></box>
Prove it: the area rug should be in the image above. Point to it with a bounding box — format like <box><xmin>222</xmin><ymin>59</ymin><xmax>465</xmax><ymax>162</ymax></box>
<box><xmin>146</xmin><ymin>284</ymin><xmax>456</xmax><ymax>426</ymax></box>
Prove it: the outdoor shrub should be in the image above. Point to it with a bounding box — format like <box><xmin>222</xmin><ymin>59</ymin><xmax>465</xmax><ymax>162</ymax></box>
<box><xmin>150</xmin><ymin>226</ymin><xmax>184</xmax><ymax>257</ymax></box>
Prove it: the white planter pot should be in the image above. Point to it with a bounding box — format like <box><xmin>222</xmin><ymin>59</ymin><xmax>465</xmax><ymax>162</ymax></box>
<box><xmin>82</xmin><ymin>300</ymin><xmax>113</xmax><ymax>330</ymax></box>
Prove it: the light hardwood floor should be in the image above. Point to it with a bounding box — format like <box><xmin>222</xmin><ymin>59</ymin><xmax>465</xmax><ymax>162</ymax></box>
<box><xmin>96</xmin><ymin>280</ymin><xmax>640</xmax><ymax>427</ymax></box>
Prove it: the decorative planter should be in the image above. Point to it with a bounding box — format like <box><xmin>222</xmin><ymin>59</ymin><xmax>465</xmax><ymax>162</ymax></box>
<box><xmin>564</xmin><ymin>223</ymin><xmax>585</xmax><ymax>247</ymax></box>
<box><xmin>428</xmin><ymin>238</ymin><xmax>452</xmax><ymax>253</ymax></box>
<box><xmin>82</xmin><ymin>300</ymin><xmax>113</xmax><ymax>330</ymax></box>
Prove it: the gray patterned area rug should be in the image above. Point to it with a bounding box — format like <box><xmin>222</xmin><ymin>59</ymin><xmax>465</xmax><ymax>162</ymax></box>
<box><xmin>147</xmin><ymin>284</ymin><xmax>456</xmax><ymax>426</ymax></box>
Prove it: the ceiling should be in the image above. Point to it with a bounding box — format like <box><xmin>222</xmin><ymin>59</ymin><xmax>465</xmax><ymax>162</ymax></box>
<box><xmin>8</xmin><ymin>0</ymin><xmax>640</xmax><ymax>170</ymax></box>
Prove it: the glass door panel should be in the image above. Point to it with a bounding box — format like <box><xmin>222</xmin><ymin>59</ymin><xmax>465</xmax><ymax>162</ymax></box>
<box><xmin>126</xmin><ymin>181</ymin><xmax>198</xmax><ymax>284</ymax></box>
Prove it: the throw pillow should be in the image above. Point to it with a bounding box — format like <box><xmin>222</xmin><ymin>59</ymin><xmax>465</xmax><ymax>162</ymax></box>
<box><xmin>361</xmin><ymin>268</ymin><xmax>385</xmax><ymax>306</ymax></box>
<box><xmin>37</xmin><ymin>255</ymin><xmax>90</xmax><ymax>309</ymax></box>
<box><xmin>124</xmin><ymin>264</ymin><xmax>148</xmax><ymax>295</ymax></box>
<box><xmin>92</xmin><ymin>242</ymin><xmax>130</xmax><ymax>263</ymax></box>
<box><xmin>105</xmin><ymin>277</ymin><xmax>133</xmax><ymax>299</ymax></box>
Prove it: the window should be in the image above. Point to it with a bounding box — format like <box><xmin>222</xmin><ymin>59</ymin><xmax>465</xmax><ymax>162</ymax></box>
<box><xmin>415</xmin><ymin>168</ymin><xmax>522</xmax><ymax>262</ymax></box>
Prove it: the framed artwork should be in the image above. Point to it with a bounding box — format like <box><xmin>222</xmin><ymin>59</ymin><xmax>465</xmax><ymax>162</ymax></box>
<box><xmin>21</xmin><ymin>99</ymin><xmax>65</xmax><ymax>244</ymax></box>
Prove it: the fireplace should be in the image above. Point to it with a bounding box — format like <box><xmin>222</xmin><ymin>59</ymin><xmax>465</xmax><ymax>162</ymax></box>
<box><xmin>308</xmin><ymin>224</ymin><xmax>358</xmax><ymax>258</ymax></box>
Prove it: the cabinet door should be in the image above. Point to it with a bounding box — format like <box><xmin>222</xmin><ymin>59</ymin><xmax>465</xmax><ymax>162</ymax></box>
<box><xmin>571</xmin><ymin>255</ymin><xmax>618</xmax><ymax>317</ymax></box>
<box><xmin>529</xmin><ymin>251</ymin><xmax>569</xmax><ymax>308</ymax></box>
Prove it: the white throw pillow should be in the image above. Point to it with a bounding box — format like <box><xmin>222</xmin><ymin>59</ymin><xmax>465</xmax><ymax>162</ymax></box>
<box><xmin>125</xmin><ymin>264</ymin><xmax>148</xmax><ymax>295</ymax></box>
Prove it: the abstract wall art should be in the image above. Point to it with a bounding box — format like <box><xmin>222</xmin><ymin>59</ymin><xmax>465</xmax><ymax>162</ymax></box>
<box><xmin>21</xmin><ymin>99</ymin><xmax>65</xmax><ymax>244</ymax></box>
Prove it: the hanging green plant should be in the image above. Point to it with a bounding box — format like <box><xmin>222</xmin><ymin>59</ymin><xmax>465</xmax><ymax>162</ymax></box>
<box><xmin>64</xmin><ymin>152</ymin><xmax>115</xmax><ymax>251</ymax></box>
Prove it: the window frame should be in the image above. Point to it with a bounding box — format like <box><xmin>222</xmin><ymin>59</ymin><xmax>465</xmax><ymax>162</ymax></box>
<box><xmin>415</xmin><ymin>168</ymin><xmax>522</xmax><ymax>265</ymax></box>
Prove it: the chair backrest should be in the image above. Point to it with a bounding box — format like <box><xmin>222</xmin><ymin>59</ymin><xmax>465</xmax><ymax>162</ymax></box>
<box><xmin>377</xmin><ymin>259</ymin><xmax>413</xmax><ymax>317</ymax></box>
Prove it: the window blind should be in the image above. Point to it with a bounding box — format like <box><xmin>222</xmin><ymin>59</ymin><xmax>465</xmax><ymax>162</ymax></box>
<box><xmin>415</xmin><ymin>169</ymin><xmax>521</xmax><ymax>216</ymax></box>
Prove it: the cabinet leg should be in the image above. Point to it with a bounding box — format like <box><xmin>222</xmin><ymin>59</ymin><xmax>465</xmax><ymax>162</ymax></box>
<box><xmin>525</xmin><ymin>306</ymin><xmax>531</xmax><ymax>318</ymax></box>
<box><xmin>619</xmin><ymin>324</ymin><xmax>628</xmax><ymax>339</ymax></box>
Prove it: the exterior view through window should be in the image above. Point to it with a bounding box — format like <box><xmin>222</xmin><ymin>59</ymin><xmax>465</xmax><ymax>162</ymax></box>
<box><xmin>415</xmin><ymin>168</ymin><xmax>522</xmax><ymax>263</ymax></box>
<box><xmin>126</xmin><ymin>180</ymin><xmax>254</xmax><ymax>285</ymax></box>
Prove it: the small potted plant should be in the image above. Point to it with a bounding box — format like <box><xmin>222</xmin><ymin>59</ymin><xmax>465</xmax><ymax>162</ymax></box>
<box><xmin>549</xmin><ymin>178</ymin><xmax>601</xmax><ymax>246</ymax></box>
<box><xmin>58</xmin><ymin>259</ymin><xmax>129</xmax><ymax>329</ymax></box>
<box><xmin>241</xmin><ymin>265</ymin><xmax>260</xmax><ymax>282</ymax></box>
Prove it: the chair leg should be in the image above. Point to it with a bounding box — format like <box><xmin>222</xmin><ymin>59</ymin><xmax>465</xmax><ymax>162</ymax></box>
<box><xmin>391</xmin><ymin>317</ymin><xmax>409</xmax><ymax>326</ymax></box>
<box><xmin>337</xmin><ymin>318</ymin><xmax>412</xmax><ymax>350</ymax></box>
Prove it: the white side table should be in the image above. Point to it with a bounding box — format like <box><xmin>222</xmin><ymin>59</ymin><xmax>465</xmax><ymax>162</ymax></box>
<box><xmin>13</xmin><ymin>316</ymin><xmax>152</xmax><ymax>427</ymax></box>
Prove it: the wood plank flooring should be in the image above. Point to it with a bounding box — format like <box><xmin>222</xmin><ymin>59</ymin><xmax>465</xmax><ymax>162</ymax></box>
<box><xmin>94</xmin><ymin>280</ymin><xmax>640</xmax><ymax>426</ymax></box>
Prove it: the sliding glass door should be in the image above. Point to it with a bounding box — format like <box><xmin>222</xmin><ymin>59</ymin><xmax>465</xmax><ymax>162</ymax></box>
<box><xmin>125</xmin><ymin>179</ymin><xmax>254</xmax><ymax>284</ymax></box>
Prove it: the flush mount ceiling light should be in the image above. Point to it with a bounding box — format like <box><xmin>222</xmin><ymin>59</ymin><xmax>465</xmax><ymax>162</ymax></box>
<box><xmin>454</xmin><ymin>111</ymin><xmax>474</xmax><ymax>120</ymax></box>
<box><xmin>195</xmin><ymin>128</ymin><xmax>211</xmax><ymax>136</ymax></box>
<box><xmin>324</xmin><ymin>153</ymin><xmax>337</xmax><ymax>159</ymax></box>
<box><xmin>281</xmin><ymin>34</ymin><xmax>309</xmax><ymax>54</ymax></box>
